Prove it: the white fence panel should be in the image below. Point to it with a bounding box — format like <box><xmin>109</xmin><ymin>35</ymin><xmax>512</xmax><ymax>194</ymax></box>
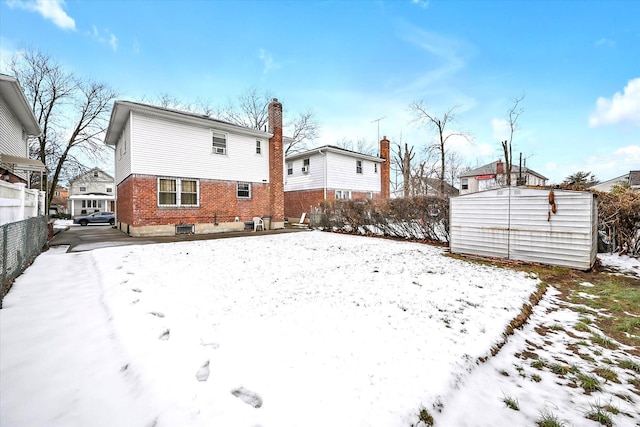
<box><xmin>0</xmin><ymin>181</ymin><xmax>44</xmax><ymax>225</ymax></box>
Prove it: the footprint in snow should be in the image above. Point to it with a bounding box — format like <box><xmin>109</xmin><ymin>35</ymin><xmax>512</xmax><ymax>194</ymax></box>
<box><xmin>231</xmin><ymin>387</ymin><xmax>263</xmax><ymax>408</ymax></box>
<box><xmin>159</xmin><ymin>329</ymin><xmax>170</xmax><ymax>340</ymax></box>
<box><xmin>200</xmin><ymin>340</ymin><xmax>220</xmax><ymax>349</ymax></box>
<box><xmin>149</xmin><ymin>311</ymin><xmax>165</xmax><ymax>318</ymax></box>
<box><xmin>196</xmin><ymin>361</ymin><xmax>210</xmax><ymax>381</ymax></box>
<box><xmin>131</xmin><ymin>288</ymin><xmax>141</xmax><ymax>293</ymax></box>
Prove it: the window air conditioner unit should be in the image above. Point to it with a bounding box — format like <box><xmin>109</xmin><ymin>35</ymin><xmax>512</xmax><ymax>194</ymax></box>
<box><xmin>302</xmin><ymin>166</ymin><xmax>309</xmax><ymax>173</ymax></box>
<box><xmin>215</xmin><ymin>147</ymin><xmax>226</xmax><ymax>155</ymax></box>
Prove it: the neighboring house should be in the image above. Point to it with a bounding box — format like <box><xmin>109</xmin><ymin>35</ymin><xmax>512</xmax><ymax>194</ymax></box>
<box><xmin>68</xmin><ymin>168</ymin><xmax>115</xmax><ymax>217</ymax></box>
<box><xmin>458</xmin><ymin>159</ymin><xmax>547</xmax><ymax>195</ymax></box>
<box><xmin>592</xmin><ymin>170</ymin><xmax>640</xmax><ymax>192</ymax></box>
<box><xmin>283</xmin><ymin>138</ymin><xmax>391</xmax><ymax>221</ymax></box>
<box><xmin>50</xmin><ymin>185</ymin><xmax>69</xmax><ymax>214</ymax></box>
<box><xmin>0</xmin><ymin>73</ymin><xmax>46</xmax><ymax>188</ymax></box>
<box><xmin>104</xmin><ymin>99</ymin><xmax>285</xmax><ymax>237</ymax></box>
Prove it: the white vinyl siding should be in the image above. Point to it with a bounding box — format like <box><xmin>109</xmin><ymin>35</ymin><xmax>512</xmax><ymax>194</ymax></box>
<box><xmin>284</xmin><ymin>153</ymin><xmax>325</xmax><ymax>191</ymax></box>
<box><xmin>0</xmin><ymin>94</ymin><xmax>29</xmax><ymax>181</ymax></box>
<box><xmin>129</xmin><ymin>113</ymin><xmax>269</xmax><ymax>184</ymax></box>
<box><xmin>325</xmin><ymin>151</ymin><xmax>380</xmax><ymax>192</ymax></box>
<box><xmin>115</xmin><ymin>115</ymin><xmax>132</xmax><ymax>185</ymax></box>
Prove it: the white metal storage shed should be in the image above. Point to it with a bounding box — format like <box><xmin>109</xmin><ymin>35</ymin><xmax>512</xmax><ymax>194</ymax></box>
<box><xmin>450</xmin><ymin>187</ymin><xmax>598</xmax><ymax>270</ymax></box>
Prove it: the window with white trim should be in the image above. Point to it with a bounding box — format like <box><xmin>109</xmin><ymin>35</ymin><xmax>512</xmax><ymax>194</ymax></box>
<box><xmin>106</xmin><ymin>187</ymin><xmax>113</xmax><ymax>193</ymax></box>
<box><xmin>374</xmin><ymin>163</ymin><xmax>378</xmax><ymax>173</ymax></box>
<box><xmin>237</xmin><ymin>182</ymin><xmax>251</xmax><ymax>199</ymax></box>
<box><xmin>93</xmin><ymin>171</ymin><xmax>99</xmax><ymax>177</ymax></box>
<box><xmin>461</xmin><ymin>178</ymin><xmax>469</xmax><ymax>190</ymax></box>
<box><xmin>256</xmin><ymin>140</ymin><xmax>262</xmax><ymax>154</ymax></box>
<box><xmin>287</xmin><ymin>162</ymin><xmax>293</xmax><ymax>175</ymax></box>
<box><xmin>302</xmin><ymin>158</ymin><xmax>310</xmax><ymax>173</ymax></box>
<box><xmin>79</xmin><ymin>186</ymin><xmax>86</xmax><ymax>192</ymax></box>
<box><xmin>335</xmin><ymin>190</ymin><xmax>351</xmax><ymax>200</ymax></box>
<box><xmin>158</xmin><ymin>178</ymin><xmax>199</xmax><ymax>206</ymax></box>
<box><xmin>356</xmin><ymin>160</ymin><xmax>363</xmax><ymax>174</ymax></box>
<box><xmin>212</xmin><ymin>131</ymin><xmax>227</xmax><ymax>155</ymax></box>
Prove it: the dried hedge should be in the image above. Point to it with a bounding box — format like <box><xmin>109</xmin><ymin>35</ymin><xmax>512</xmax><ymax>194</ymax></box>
<box><xmin>596</xmin><ymin>188</ymin><xmax>640</xmax><ymax>256</ymax></box>
<box><xmin>313</xmin><ymin>196</ymin><xmax>450</xmax><ymax>243</ymax></box>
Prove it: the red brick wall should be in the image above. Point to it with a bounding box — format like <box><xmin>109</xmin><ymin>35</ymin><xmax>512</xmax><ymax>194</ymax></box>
<box><xmin>284</xmin><ymin>188</ymin><xmax>383</xmax><ymax>219</ymax></box>
<box><xmin>284</xmin><ymin>189</ymin><xmax>325</xmax><ymax>219</ymax></box>
<box><xmin>117</xmin><ymin>174</ymin><xmax>272</xmax><ymax>227</ymax></box>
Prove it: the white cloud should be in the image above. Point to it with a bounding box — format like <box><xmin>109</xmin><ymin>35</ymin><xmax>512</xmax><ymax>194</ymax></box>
<box><xmin>87</xmin><ymin>25</ymin><xmax>118</xmax><ymax>52</ymax></box>
<box><xmin>594</xmin><ymin>37</ymin><xmax>615</xmax><ymax>48</ymax></box>
<box><xmin>258</xmin><ymin>49</ymin><xmax>280</xmax><ymax>74</ymax></box>
<box><xmin>491</xmin><ymin>118</ymin><xmax>510</xmax><ymax>142</ymax></box>
<box><xmin>7</xmin><ymin>0</ymin><xmax>75</xmax><ymax>30</ymax></box>
<box><xmin>109</xmin><ymin>34</ymin><xmax>118</xmax><ymax>52</ymax></box>
<box><xmin>589</xmin><ymin>78</ymin><xmax>640</xmax><ymax>127</ymax></box>
<box><xmin>411</xmin><ymin>0</ymin><xmax>430</xmax><ymax>8</ymax></box>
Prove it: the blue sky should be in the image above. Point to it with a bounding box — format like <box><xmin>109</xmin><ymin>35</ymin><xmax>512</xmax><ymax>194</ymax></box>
<box><xmin>1</xmin><ymin>0</ymin><xmax>639</xmax><ymax>184</ymax></box>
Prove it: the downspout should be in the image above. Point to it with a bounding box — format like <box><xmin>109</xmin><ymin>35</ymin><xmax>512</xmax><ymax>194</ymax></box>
<box><xmin>319</xmin><ymin>148</ymin><xmax>327</xmax><ymax>200</ymax></box>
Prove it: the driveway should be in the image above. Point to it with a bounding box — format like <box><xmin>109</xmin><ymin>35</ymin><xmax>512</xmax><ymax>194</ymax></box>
<box><xmin>49</xmin><ymin>224</ymin><xmax>307</xmax><ymax>252</ymax></box>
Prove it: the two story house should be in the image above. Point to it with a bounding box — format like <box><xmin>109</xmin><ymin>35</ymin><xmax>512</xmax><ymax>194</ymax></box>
<box><xmin>284</xmin><ymin>138</ymin><xmax>390</xmax><ymax>221</ymax></box>
<box><xmin>67</xmin><ymin>168</ymin><xmax>115</xmax><ymax>217</ymax></box>
<box><xmin>0</xmin><ymin>74</ymin><xmax>46</xmax><ymax>187</ymax></box>
<box><xmin>458</xmin><ymin>159</ymin><xmax>547</xmax><ymax>195</ymax></box>
<box><xmin>104</xmin><ymin>99</ymin><xmax>285</xmax><ymax>237</ymax></box>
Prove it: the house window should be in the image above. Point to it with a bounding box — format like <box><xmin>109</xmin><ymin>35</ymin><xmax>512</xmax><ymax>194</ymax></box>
<box><xmin>237</xmin><ymin>182</ymin><xmax>251</xmax><ymax>199</ymax></box>
<box><xmin>461</xmin><ymin>178</ymin><xmax>468</xmax><ymax>190</ymax></box>
<box><xmin>158</xmin><ymin>178</ymin><xmax>199</xmax><ymax>206</ymax></box>
<box><xmin>356</xmin><ymin>160</ymin><xmax>363</xmax><ymax>174</ymax></box>
<box><xmin>82</xmin><ymin>200</ymin><xmax>86</xmax><ymax>208</ymax></box>
<box><xmin>287</xmin><ymin>162</ymin><xmax>293</xmax><ymax>175</ymax></box>
<box><xmin>212</xmin><ymin>131</ymin><xmax>227</xmax><ymax>155</ymax></box>
<box><xmin>256</xmin><ymin>140</ymin><xmax>261</xmax><ymax>154</ymax></box>
<box><xmin>80</xmin><ymin>186</ymin><xmax>87</xmax><ymax>192</ymax></box>
<box><xmin>336</xmin><ymin>190</ymin><xmax>351</xmax><ymax>200</ymax></box>
<box><xmin>55</xmin><ymin>191</ymin><xmax>60</xmax><ymax>196</ymax></box>
<box><xmin>302</xmin><ymin>158</ymin><xmax>310</xmax><ymax>173</ymax></box>
<box><xmin>374</xmin><ymin>163</ymin><xmax>378</xmax><ymax>173</ymax></box>
<box><xmin>106</xmin><ymin>187</ymin><xmax>113</xmax><ymax>193</ymax></box>
<box><xmin>93</xmin><ymin>171</ymin><xmax>99</xmax><ymax>177</ymax></box>
<box><xmin>367</xmin><ymin>192</ymin><xmax>373</xmax><ymax>199</ymax></box>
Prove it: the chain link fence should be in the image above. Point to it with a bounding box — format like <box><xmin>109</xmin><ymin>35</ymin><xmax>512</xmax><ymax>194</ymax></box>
<box><xmin>1</xmin><ymin>216</ymin><xmax>48</xmax><ymax>307</ymax></box>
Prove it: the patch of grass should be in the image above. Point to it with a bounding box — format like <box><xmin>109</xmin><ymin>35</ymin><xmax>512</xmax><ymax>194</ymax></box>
<box><xmin>585</xmin><ymin>403</ymin><xmax>613</xmax><ymax>426</ymax></box>
<box><xmin>502</xmin><ymin>394</ymin><xmax>519</xmax><ymax>410</ymax></box>
<box><xmin>590</xmin><ymin>334</ymin><xmax>619</xmax><ymax>350</ymax></box>
<box><xmin>537</xmin><ymin>410</ymin><xmax>566</xmax><ymax>427</ymax></box>
<box><xmin>549</xmin><ymin>363</ymin><xmax>571</xmax><ymax>375</ymax></box>
<box><xmin>574</xmin><ymin>321</ymin><xmax>591</xmax><ymax>332</ymax></box>
<box><xmin>614</xmin><ymin>392</ymin><xmax>634</xmax><ymax>403</ymax></box>
<box><xmin>603</xmin><ymin>404</ymin><xmax>619</xmax><ymax>415</ymax></box>
<box><xmin>531</xmin><ymin>373</ymin><xmax>542</xmax><ymax>382</ymax></box>
<box><xmin>614</xmin><ymin>317</ymin><xmax>640</xmax><ymax>333</ymax></box>
<box><xmin>618</xmin><ymin>359</ymin><xmax>640</xmax><ymax>373</ymax></box>
<box><xmin>579</xmin><ymin>316</ymin><xmax>593</xmax><ymax>325</ymax></box>
<box><xmin>531</xmin><ymin>359</ymin><xmax>546</xmax><ymax>370</ymax></box>
<box><xmin>593</xmin><ymin>367</ymin><xmax>619</xmax><ymax>383</ymax></box>
<box><xmin>628</xmin><ymin>377</ymin><xmax>640</xmax><ymax>389</ymax></box>
<box><xmin>602</xmin><ymin>358</ymin><xmax>614</xmax><ymax>365</ymax></box>
<box><xmin>415</xmin><ymin>407</ymin><xmax>434</xmax><ymax>426</ymax></box>
<box><xmin>576</xmin><ymin>340</ymin><xmax>589</xmax><ymax>346</ymax></box>
<box><xmin>551</xmin><ymin>323</ymin><xmax>564</xmax><ymax>331</ymax></box>
<box><xmin>593</xmin><ymin>349</ymin><xmax>602</xmax><ymax>356</ymax></box>
<box><xmin>577</xmin><ymin>373</ymin><xmax>603</xmax><ymax>392</ymax></box>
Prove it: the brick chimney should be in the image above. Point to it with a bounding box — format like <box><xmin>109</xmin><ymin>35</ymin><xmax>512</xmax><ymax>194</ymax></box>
<box><xmin>496</xmin><ymin>159</ymin><xmax>504</xmax><ymax>175</ymax></box>
<box><xmin>268</xmin><ymin>98</ymin><xmax>284</xmax><ymax>228</ymax></box>
<box><xmin>380</xmin><ymin>136</ymin><xmax>390</xmax><ymax>199</ymax></box>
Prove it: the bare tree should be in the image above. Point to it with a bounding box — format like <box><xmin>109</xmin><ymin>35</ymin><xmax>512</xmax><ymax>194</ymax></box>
<box><xmin>336</xmin><ymin>137</ymin><xmax>375</xmax><ymax>156</ymax></box>
<box><xmin>410</xmin><ymin>102</ymin><xmax>463</xmax><ymax>195</ymax></box>
<box><xmin>393</xmin><ymin>142</ymin><xmax>415</xmax><ymax>197</ymax></box>
<box><xmin>501</xmin><ymin>93</ymin><xmax>525</xmax><ymax>186</ymax></box>
<box><xmin>212</xmin><ymin>87</ymin><xmax>319</xmax><ymax>154</ymax></box>
<box><xmin>8</xmin><ymin>48</ymin><xmax>117</xmax><ymax>205</ymax></box>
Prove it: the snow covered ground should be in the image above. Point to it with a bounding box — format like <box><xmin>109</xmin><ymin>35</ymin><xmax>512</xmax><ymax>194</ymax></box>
<box><xmin>1</xmin><ymin>231</ymin><xmax>639</xmax><ymax>426</ymax></box>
